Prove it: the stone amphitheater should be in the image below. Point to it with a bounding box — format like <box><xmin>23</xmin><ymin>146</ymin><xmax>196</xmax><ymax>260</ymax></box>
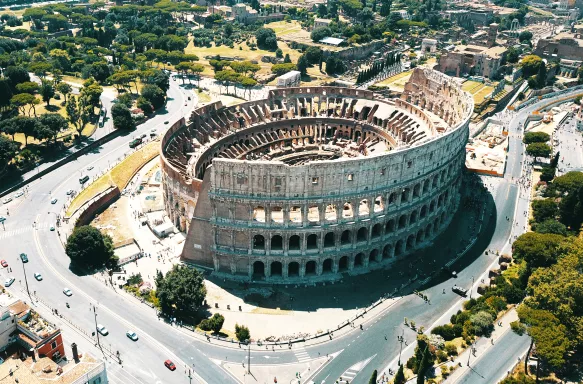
<box><xmin>160</xmin><ymin>67</ymin><xmax>473</xmax><ymax>282</ymax></box>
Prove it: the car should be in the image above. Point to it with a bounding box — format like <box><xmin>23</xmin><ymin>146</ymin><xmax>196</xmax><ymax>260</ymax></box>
<box><xmin>164</xmin><ymin>121</ymin><xmax>169</xmax><ymax>124</ymax></box>
<box><xmin>14</xmin><ymin>191</ymin><xmax>24</xmax><ymax>198</ymax></box>
<box><xmin>96</xmin><ymin>324</ymin><xmax>109</xmax><ymax>336</ymax></box>
<box><xmin>140</xmin><ymin>134</ymin><xmax>147</xmax><ymax>139</ymax></box>
<box><xmin>87</xmin><ymin>166</ymin><xmax>94</xmax><ymax>171</ymax></box>
<box><xmin>0</xmin><ymin>260</ymin><xmax>7</xmax><ymax>268</ymax></box>
<box><xmin>19</xmin><ymin>253</ymin><xmax>28</xmax><ymax>263</ymax></box>
<box><xmin>66</xmin><ymin>189</ymin><xmax>75</xmax><ymax>196</ymax></box>
<box><xmin>164</xmin><ymin>360</ymin><xmax>176</xmax><ymax>371</ymax></box>
<box><xmin>126</xmin><ymin>331</ymin><xmax>138</xmax><ymax>341</ymax></box>
<box><xmin>51</xmin><ymin>198</ymin><xmax>58</xmax><ymax>204</ymax></box>
<box><xmin>79</xmin><ymin>176</ymin><xmax>89</xmax><ymax>184</ymax></box>
<box><xmin>63</xmin><ymin>288</ymin><xmax>73</xmax><ymax>297</ymax></box>
<box><xmin>452</xmin><ymin>285</ymin><xmax>468</xmax><ymax>296</ymax></box>
<box><xmin>4</xmin><ymin>277</ymin><xmax>14</xmax><ymax>287</ymax></box>
<box><xmin>49</xmin><ymin>225</ymin><xmax>55</xmax><ymax>231</ymax></box>
<box><xmin>3</xmin><ymin>198</ymin><xmax>12</xmax><ymax>204</ymax></box>
<box><xmin>0</xmin><ymin>217</ymin><xmax>5</xmax><ymax>223</ymax></box>
<box><xmin>129</xmin><ymin>138</ymin><xmax>142</xmax><ymax>148</ymax></box>
<box><xmin>34</xmin><ymin>273</ymin><xmax>42</xmax><ymax>281</ymax></box>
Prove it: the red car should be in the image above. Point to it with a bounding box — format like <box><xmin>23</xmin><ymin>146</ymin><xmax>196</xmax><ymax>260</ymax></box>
<box><xmin>0</xmin><ymin>260</ymin><xmax>7</xmax><ymax>268</ymax></box>
<box><xmin>164</xmin><ymin>360</ymin><xmax>176</xmax><ymax>371</ymax></box>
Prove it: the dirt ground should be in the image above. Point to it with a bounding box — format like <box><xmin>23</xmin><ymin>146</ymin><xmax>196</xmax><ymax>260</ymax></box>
<box><xmin>92</xmin><ymin>196</ymin><xmax>135</xmax><ymax>245</ymax></box>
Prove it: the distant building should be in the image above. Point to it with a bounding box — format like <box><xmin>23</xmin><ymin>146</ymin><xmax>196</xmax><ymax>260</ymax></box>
<box><xmin>394</xmin><ymin>10</ymin><xmax>409</xmax><ymax>20</ymax></box>
<box><xmin>535</xmin><ymin>32</ymin><xmax>583</xmax><ymax>60</ymax></box>
<box><xmin>276</xmin><ymin>70</ymin><xmax>301</xmax><ymax>87</ymax></box>
<box><xmin>232</xmin><ymin>3</ymin><xmax>284</xmax><ymax>24</ymax></box>
<box><xmin>421</xmin><ymin>39</ymin><xmax>438</xmax><ymax>54</ymax></box>
<box><xmin>438</xmin><ymin>44</ymin><xmax>507</xmax><ymax>79</ymax></box>
<box><xmin>314</xmin><ymin>18</ymin><xmax>332</xmax><ymax>30</ymax></box>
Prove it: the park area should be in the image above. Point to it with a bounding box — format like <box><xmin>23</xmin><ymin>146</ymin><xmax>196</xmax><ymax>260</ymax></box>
<box><xmin>461</xmin><ymin>80</ymin><xmax>495</xmax><ymax>105</ymax></box>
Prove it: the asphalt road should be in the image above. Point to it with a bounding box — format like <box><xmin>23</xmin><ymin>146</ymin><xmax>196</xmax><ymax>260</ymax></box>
<box><xmin>555</xmin><ymin>115</ymin><xmax>583</xmax><ymax>176</ymax></box>
<box><xmin>0</xmin><ymin>84</ymin><xmax>579</xmax><ymax>384</ymax></box>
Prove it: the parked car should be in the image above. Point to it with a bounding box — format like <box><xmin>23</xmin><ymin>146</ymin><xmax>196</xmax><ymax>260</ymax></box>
<box><xmin>51</xmin><ymin>198</ymin><xmax>58</xmax><ymax>204</ymax></box>
<box><xmin>3</xmin><ymin>198</ymin><xmax>12</xmax><ymax>204</ymax></box>
<box><xmin>63</xmin><ymin>288</ymin><xmax>73</xmax><ymax>296</ymax></box>
<box><xmin>0</xmin><ymin>217</ymin><xmax>5</xmax><ymax>223</ymax></box>
<box><xmin>14</xmin><ymin>191</ymin><xmax>24</xmax><ymax>198</ymax></box>
<box><xmin>129</xmin><ymin>138</ymin><xmax>142</xmax><ymax>148</ymax></box>
<box><xmin>34</xmin><ymin>273</ymin><xmax>42</xmax><ymax>281</ymax></box>
<box><xmin>164</xmin><ymin>360</ymin><xmax>176</xmax><ymax>371</ymax></box>
<box><xmin>4</xmin><ymin>277</ymin><xmax>14</xmax><ymax>287</ymax></box>
<box><xmin>66</xmin><ymin>189</ymin><xmax>75</xmax><ymax>196</ymax></box>
<box><xmin>87</xmin><ymin>166</ymin><xmax>94</xmax><ymax>171</ymax></box>
<box><xmin>96</xmin><ymin>324</ymin><xmax>109</xmax><ymax>336</ymax></box>
<box><xmin>1</xmin><ymin>260</ymin><xmax>8</xmax><ymax>268</ymax></box>
<box><xmin>126</xmin><ymin>331</ymin><xmax>138</xmax><ymax>341</ymax></box>
<box><xmin>19</xmin><ymin>253</ymin><xmax>28</xmax><ymax>263</ymax></box>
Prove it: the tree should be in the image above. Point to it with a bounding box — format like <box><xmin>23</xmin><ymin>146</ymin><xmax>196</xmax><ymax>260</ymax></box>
<box><xmin>304</xmin><ymin>47</ymin><xmax>322</xmax><ymax>65</ymax></box>
<box><xmin>326</xmin><ymin>54</ymin><xmax>346</xmax><ymax>75</ymax></box>
<box><xmin>0</xmin><ymin>79</ymin><xmax>13</xmax><ymax>112</ymax></box>
<box><xmin>394</xmin><ymin>364</ymin><xmax>406</xmax><ymax>384</ymax></box>
<box><xmin>297</xmin><ymin>55</ymin><xmax>309</xmax><ymax>76</ymax></box>
<box><xmin>209</xmin><ymin>313</ymin><xmax>225</xmax><ymax>333</ymax></box>
<box><xmin>111</xmin><ymin>103</ymin><xmax>135</xmax><ymax>130</ymax></box>
<box><xmin>235</xmin><ymin>324</ymin><xmax>250</xmax><ymax>341</ymax></box>
<box><xmin>526</xmin><ymin>142</ymin><xmax>551</xmax><ymax>158</ymax></box>
<box><xmin>116</xmin><ymin>93</ymin><xmax>133</xmax><ymax>108</ymax></box>
<box><xmin>5</xmin><ymin>66</ymin><xmax>30</xmax><ymax>90</ymax></box>
<box><xmin>535</xmin><ymin>219</ymin><xmax>567</xmax><ymax>236</ymax></box>
<box><xmin>66</xmin><ymin>96</ymin><xmax>92</xmax><ymax>137</ymax></box>
<box><xmin>136</xmin><ymin>97</ymin><xmax>153</xmax><ymax>114</ymax></box>
<box><xmin>191</xmin><ymin>64</ymin><xmax>204</xmax><ymax>89</ymax></box>
<box><xmin>469</xmin><ymin>311</ymin><xmax>494</xmax><ymax>336</ymax></box>
<box><xmin>512</xmin><ymin>232</ymin><xmax>567</xmax><ymax>269</ymax></box>
<box><xmin>368</xmin><ymin>369</ymin><xmax>377</xmax><ymax>384</ymax></box>
<box><xmin>11</xmin><ymin>93</ymin><xmax>39</xmax><ymax>117</ymax></box>
<box><xmin>155</xmin><ymin>265</ymin><xmax>206</xmax><ymax>316</ymax></box>
<box><xmin>275</xmin><ymin>48</ymin><xmax>283</xmax><ymax>59</ymax></box>
<box><xmin>523</xmin><ymin>131</ymin><xmax>549</xmax><ymax>144</ymax></box>
<box><xmin>536</xmin><ymin>60</ymin><xmax>547</xmax><ymax>88</ymax></box>
<box><xmin>15</xmin><ymin>82</ymin><xmax>39</xmax><ymax>95</ymax></box>
<box><xmin>532</xmin><ymin>198</ymin><xmax>558</xmax><ymax>223</ymax></box>
<box><xmin>551</xmin><ymin>171</ymin><xmax>583</xmax><ymax>193</ymax></box>
<box><xmin>57</xmin><ymin>83</ymin><xmax>72</xmax><ymax>103</ymax></box>
<box><xmin>0</xmin><ymin>135</ymin><xmax>19</xmax><ymax>172</ymax></box>
<box><xmin>65</xmin><ymin>225</ymin><xmax>115</xmax><ymax>269</ymax></box>
<box><xmin>80</xmin><ymin>79</ymin><xmax>104</xmax><ymax>109</ymax></box>
<box><xmin>141</xmin><ymin>84</ymin><xmax>166</xmax><ymax>110</ymax></box>
<box><xmin>520</xmin><ymin>55</ymin><xmax>543</xmax><ymax>78</ymax></box>
<box><xmin>506</xmin><ymin>47</ymin><xmax>520</xmax><ymax>64</ymax></box>
<box><xmin>255</xmin><ymin>28</ymin><xmax>278</xmax><ymax>50</ymax></box>
<box><xmin>518</xmin><ymin>30</ymin><xmax>533</xmax><ymax>43</ymax></box>
<box><xmin>284</xmin><ymin>54</ymin><xmax>292</xmax><ymax>63</ymax></box>
<box><xmin>380</xmin><ymin>0</ymin><xmax>392</xmax><ymax>16</ymax></box>
<box><xmin>39</xmin><ymin>113</ymin><xmax>68</xmax><ymax>143</ymax></box>
<box><xmin>311</xmin><ymin>27</ymin><xmax>331</xmax><ymax>42</ymax></box>
<box><xmin>40</xmin><ymin>81</ymin><xmax>55</xmax><ymax>106</ymax></box>
<box><xmin>271</xmin><ymin>63</ymin><xmax>298</xmax><ymax>76</ymax></box>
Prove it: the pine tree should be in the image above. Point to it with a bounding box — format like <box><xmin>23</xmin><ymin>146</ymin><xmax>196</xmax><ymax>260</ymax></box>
<box><xmin>394</xmin><ymin>364</ymin><xmax>406</xmax><ymax>384</ymax></box>
<box><xmin>368</xmin><ymin>369</ymin><xmax>377</xmax><ymax>384</ymax></box>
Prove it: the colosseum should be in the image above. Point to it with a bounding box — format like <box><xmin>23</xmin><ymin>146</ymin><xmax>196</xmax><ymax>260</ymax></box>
<box><xmin>160</xmin><ymin>68</ymin><xmax>473</xmax><ymax>282</ymax></box>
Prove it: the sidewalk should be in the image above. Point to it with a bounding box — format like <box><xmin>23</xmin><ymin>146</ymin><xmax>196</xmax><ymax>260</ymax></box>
<box><xmin>443</xmin><ymin>308</ymin><xmax>519</xmax><ymax>383</ymax></box>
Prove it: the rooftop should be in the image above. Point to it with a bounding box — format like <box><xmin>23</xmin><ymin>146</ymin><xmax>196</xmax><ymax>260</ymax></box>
<box><xmin>0</xmin><ymin>353</ymin><xmax>104</xmax><ymax>384</ymax></box>
<box><xmin>319</xmin><ymin>37</ymin><xmax>344</xmax><ymax>46</ymax></box>
<box><xmin>454</xmin><ymin>44</ymin><xmax>506</xmax><ymax>58</ymax></box>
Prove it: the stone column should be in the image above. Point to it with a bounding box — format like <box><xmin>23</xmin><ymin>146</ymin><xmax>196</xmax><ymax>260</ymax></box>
<box><xmin>299</xmin><ymin>261</ymin><xmax>306</xmax><ymax>278</ymax></box>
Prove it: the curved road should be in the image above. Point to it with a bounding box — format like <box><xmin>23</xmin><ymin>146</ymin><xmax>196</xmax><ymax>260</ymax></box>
<box><xmin>0</xmin><ymin>85</ymin><xmax>577</xmax><ymax>384</ymax></box>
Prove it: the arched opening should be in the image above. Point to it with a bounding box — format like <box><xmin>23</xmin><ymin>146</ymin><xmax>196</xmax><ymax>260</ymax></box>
<box><xmin>253</xmin><ymin>206</ymin><xmax>265</xmax><ymax>222</ymax></box>
<box><xmin>416</xmin><ymin>230</ymin><xmax>424</xmax><ymax>243</ymax></box>
<box><xmin>410</xmin><ymin>211</ymin><xmax>418</xmax><ymax>224</ymax></box>
<box><xmin>307</xmin><ymin>234</ymin><xmax>318</xmax><ymax>250</ymax></box>
<box><xmin>369</xmin><ymin>249</ymin><xmax>379</xmax><ymax>263</ymax></box>
<box><xmin>386</xmin><ymin>219</ymin><xmax>395</xmax><ymax>233</ymax></box>
<box><xmin>357</xmin><ymin>227</ymin><xmax>368</xmax><ymax>242</ymax></box>
<box><xmin>413</xmin><ymin>184</ymin><xmax>421</xmax><ymax>198</ymax></box>
<box><xmin>324</xmin><ymin>232</ymin><xmax>335</xmax><ymax>248</ymax></box>
<box><xmin>288</xmin><ymin>262</ymin><xmax>299</xmax><ymax>277</ymax></box>
<box><xmin>354</xmin><ymin>253</ymin><xmax>364</xmax><ymax>267</ymax></box>
<box><xmin>420</xmin><ymin>205</ymin><xmax>428</xmax><ymax>218</ymax></box>
<box><xmin>271</xmin><ymin>206</ymin><xmax>283</xmax><ymax>223</ymax></box>
<box><xmin>388</xmin><ymin>192</ymin><xmax>397</xmax><ymax>205</ymax></box>
<box><xmin>359</xmin><ymin>199</ymin><xmax>369</xmax><ymax>216</ymax></box>
<box><xmin>289</xmin><ymin>206</ymin><xmax>302</xmax><ymax>223</ymax></box>
<box><xmin>426</xmin><ymin>223</ymin><xmax>432</xmax><ymax>237</ymax></box>
<box><xmin>395</xmin><ymin>240</ymin><xmax>404</xmax><ymax>256</ymax></box>
<box><xmin>253</xmin><ymin>261</ymin><xmax>265</xmax><ymax>277</ymax></box>
<box><xmin>423</xmin><ymin>179</ymin><xmax>430</xmax><ymax>194</ymax></box>
<box><xmin>341</xmin><ymin>230</ymin><xmax>351</xmax><ymax>245</ymax></box>
<box><xmin>271</xmin><ymin>261</ymin><xmax>282</xmax><ymax>276</ymax></box>
<box><xmin>322</xmin><ymin>258</ymin><xmax>333</xmax><ymax>273</ymax></box>
<box><xmin>430</xmin><ymin>200</ymin><xmax>436</xmax><ymax>212</ymax></box>
<box><xmin>338</xmin><ymin>256</ymin><xmax>349</xmax><ymax>271</ymax></box>
<box><xmin>342</xmin><ymin>202</ymin><xmax>353</xmax><ymax>218</ymax></box>
<box><xmin>288</xmin><ymin>235</ymin><xmax>301</xmax><ymax>251</ymax></box>
<box><xmin>374</xmin><ymin>196</ymin><xmax>384</xmax><ymax>212</ymax></box>
<box><xmin>308</xmin><ymin>205</ymin><xmax>320</xmax><ymax>222</ymax></box>
<box><xmin>305</xmin><ymin>260</ymin><xmax>317</xmax><ymax>275</ymax></box>
<box><xmin>406</xmin><ymin>235</ymin><xmax>415</xmax><ymax>251</ymax></box>
<box><xmin>398</xmin><ymin>215</ymin><xmax>407</xmax><ymax>229</ymax></box>
<box><xmin>325</xmin><ymin>204</ymin><xmax>337</xmax><ymax>221</ymax></box>
<box><xmin>401</xmin><ymin>188</ymin><xmax>410</xmax><ymax>203</ymax></box>
<box><xmin>432</xmin><ymin>175</ymin><xmax>438</xmax><ymax>188</ymax></box>
<box><xmin>383</xmin><ymin>244</ymin><xmax>392</xmax><ymax>259</ymax></box>
<box><xmin>371</xmin><ymin>224</ymin><xmax>382</xmax><ymax>238</ymax></box>
<box><xmin>253</xmin><ymin>235</ymin><xmax>265</xmax><ymax>250</ymax></box>
<box><xmin>271</xmin><ymin>235</ymin><xmax>283</xmax><ymax>250</ymax></box>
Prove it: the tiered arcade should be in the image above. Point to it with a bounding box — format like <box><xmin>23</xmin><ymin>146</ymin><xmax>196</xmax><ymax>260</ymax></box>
<box><xmin>160</xmin><ymin>68</ymin><xmax>473</xmax><ymax>282</ymax></box>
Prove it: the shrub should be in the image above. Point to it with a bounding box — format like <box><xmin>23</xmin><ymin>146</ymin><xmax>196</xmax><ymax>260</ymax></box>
<box><xmin>445</xmin><ymin>342</ymin><xmax>458</xmax><ymax>356</ymax></box>
<box><xmin>235</xmin><ymin>324</ymin><xmax>250</xmax><ymax>341</ymax></box>
<box><xmin>470</xmin><ymin>311</ymin><xmax>494</xmax><ymax>336</ymax></box>
<box><xmin>431</xmin><ymin>324</ymin><xmax>457</xmax><ymax>341</ymax></box>
<box><xmin>436</xmin><ymin>350</ymin><xmax>448</xmax><ymax>363</ymax></box>
<box><xmin>199</xmin><ymin>319</ymin><xmax>212</xmax><ymax>331</ymax></box>
<box><xmin>510</xmin><ymin>320</ymin><xmax>526</xmax><ymax>335</ymax></box>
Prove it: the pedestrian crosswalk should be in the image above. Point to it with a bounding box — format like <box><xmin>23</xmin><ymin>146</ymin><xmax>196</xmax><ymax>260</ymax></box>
<box><xmin>337</xmin><ymin>355</ymin><xmax>376</xmax><ymax>384</ymax></box>
<box><xmin>0</xmin><ymin>223</ymin><xmax>50</xmax><ymax>240</ymax></box>
<box><xmin>293</xmin><ymin>345</ymin><xmax>310</xmax><ymax>363</ymax></box>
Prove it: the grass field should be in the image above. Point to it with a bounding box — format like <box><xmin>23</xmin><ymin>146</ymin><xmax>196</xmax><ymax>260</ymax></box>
<box><xmin>461</xmin><ymin>80</ymin><xmax>495</xmax><ymax>104</ymax></box>
<box><xmin>264</xmin><ymin>20</ymin><xmax>303</xmax><ymax>36</ymax></box>
<box><xmin>374</xmin><ymin>70</ymin><xmax>413</xmax><ymax>91</ymax></box>
<box><xmin>66</xmin><ymin>141</ymin><xmax>159</xmax><ymax>216</ymax></box>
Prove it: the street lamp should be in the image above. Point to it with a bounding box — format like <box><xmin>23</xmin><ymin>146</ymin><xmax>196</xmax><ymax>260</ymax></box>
<box><xmin>397</xmin><ymin>328</ymin><xmax>405</xmax><ymax>366</ymax></box>
<box><xmin>469</xmin><ymin>276</ymin><xmax>475</xmax><ymax>300</ymax></box>
<box><xmin>92</xmin><ymin>305</ymin><xmax>101</xmax><ymax>348</ymax></box>
<box><xmin>20</xmin><ymin>253</ymin><xmax>32</xmax><ymax>302</ymax></box>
